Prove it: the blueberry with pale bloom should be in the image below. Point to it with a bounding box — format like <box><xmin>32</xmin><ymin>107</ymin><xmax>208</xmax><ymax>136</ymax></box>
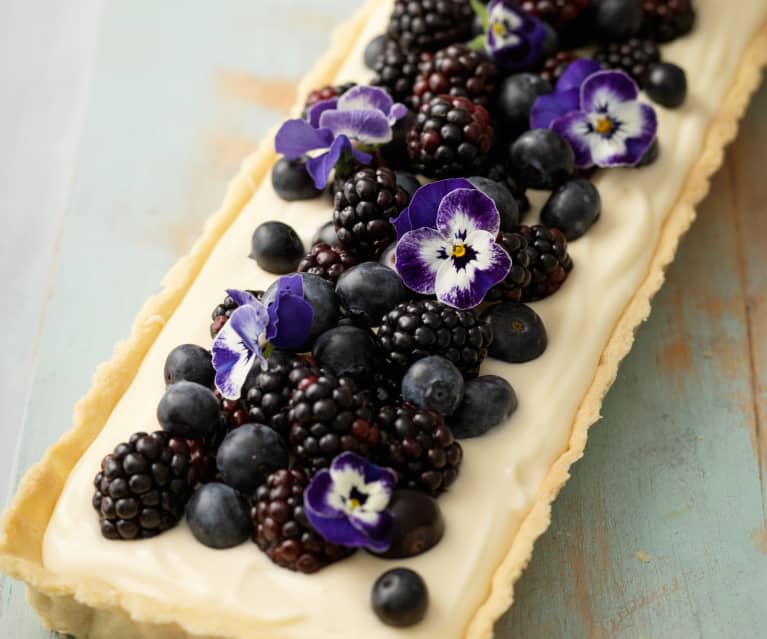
<box><xmin>304</xmin><ymin>452</ymin><xmax>397</xmax><ymax>552</ymax></box>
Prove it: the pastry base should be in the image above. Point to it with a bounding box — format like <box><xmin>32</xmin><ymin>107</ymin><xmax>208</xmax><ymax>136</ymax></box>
<box><xmin>2</xmin><ymin>2</ymin><xmax>766</xmax><ymax>638</ymax></box>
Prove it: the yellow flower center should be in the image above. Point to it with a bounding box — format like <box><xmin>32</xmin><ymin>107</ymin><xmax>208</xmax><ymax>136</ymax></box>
<box><xmin>493</xmin><ymin>22</ymin><xmax>506</xmax><ymax>36</ymax></box>
<box><xmin>451</xmin><ymin>243</ymin><xmax>467</xmax><ymax>258</ymax></box>
<box><xmin>595</xmin><ymin>116</ymin><xmax>614</xmax><ymax>135</ymax></box>
<box><xmin>349</xmin><ymin>498</ymin><xmax>361</xmax><ymax>510</ymax></box>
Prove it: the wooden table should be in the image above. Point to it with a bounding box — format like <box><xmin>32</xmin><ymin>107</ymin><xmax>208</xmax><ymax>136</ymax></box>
<box><xmin>1</xmin><ymin>1</ymin><xmax>765</xmax><ymax>637</ymax></box>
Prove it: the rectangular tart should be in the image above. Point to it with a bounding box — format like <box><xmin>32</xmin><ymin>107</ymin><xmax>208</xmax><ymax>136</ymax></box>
<box><xmin>2</xmin><ymin>1</ymin><xmax>767</xmax><ymax>638</ymax></box>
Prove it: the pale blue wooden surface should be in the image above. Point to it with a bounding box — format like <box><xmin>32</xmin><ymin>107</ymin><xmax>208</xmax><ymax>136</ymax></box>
<box><xmin>1</xmin><ymin>1</ymin><xmax>766</xmax><ymax>637</ymax></box>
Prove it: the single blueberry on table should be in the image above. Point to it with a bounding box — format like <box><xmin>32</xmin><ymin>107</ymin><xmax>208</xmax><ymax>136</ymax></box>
<box><xmin>371</xmin><ymin>490</ymin><xmax>445</xmax><ymax>560</ymax></box>
<box><xmin>450</xmin><ymin>375</ymin><xmax>518</xmax><ymax>439</ymax></box>
<box><xmin>372</xmin><ymin>568</ymin><xmax>429</xmax><ymax>627</ymax></box>
<box><xmin>216</xmin><ymin>424</ymin><xmax>288</xmax><ymax>495</ymax></box>
<box><xmin>468</xmin><ymin>176</ymin><xmax>521</xmax><ymax>231</ymax></box>
<box><xmin>645</xmin><ymin>62</ymin><xmax>688</xmax><ymax>109</ymax></box>
<box><xmin>250</xmin><ymin>221</ymin><xmax>305</xmax><ymax>275</ymax></box>
<box><xmin>336</xmin><ymin>262</ymin><xmax>408</xmax><ymax>327</ymax></box>
<box><xmin>185</xmin><ymin>483</ymin><xmax>251</xmax><ymax>550</ymax></box>
<box><xmin>157</xmin><ymin>381</ymin><xmax>221</xmax><ymax>440</ymax></box>
<box><xmin>541</xmin><ymin>179</ymin><xmax>602</xmax><ymax>241</ymax></box>
<box><xmin>271</xmin><ymin>157</ymin><xmax>322</xmax><ymax>202</ymax></box>
<box><xmin>485</xmin><ymin>303</ymin><xmax>548</xmax><ymax>363</ymax></box>
<box><xmin>401</xmin><ymin>356</ymin><xmax>465</xmax><ymax>416</ymax></box>
<box><xmin>510</xmin><ymin>129</ymin><xmax>575</xmax><ymax>191</ymax></box>
<box><xmin>313</xmin><ymin>324</ymin><xmax>378</xmax><ymax>382</ymax></box>
<box><xmin>163</xmin><ymin>344</ymin><xmax>214</xmax><ymax>388</ymax></box>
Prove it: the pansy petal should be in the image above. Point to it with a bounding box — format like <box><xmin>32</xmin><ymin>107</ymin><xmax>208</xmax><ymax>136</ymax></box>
<box><xmin>530</xmin><ymin>88</ymin><xmax>580</xmax><ymax>130</ymax></box>
<box><xmin>212</xmin><ymin>304</ymin><xmax>268</xmax><ymax>399</ymax></box>
<box><xmin>391</xmin><ymin>209</ymin><xmax>414</xmax><ymax>238</ymax></box>
<box><xmin>593</xmin><ymin>103</ymin><xmax>657</xmax><ymax>167</ymax></box>
<box><xmin>436</xmin><ymin>188</ymin><xmax>500</xmax><ymax>242</ymax></box>
<box><xmin>226</xmin><ymin>288</ymin><xmax>258</xmax><ymax>308</ymax></box>
<box><xmin>337</xmin><ymin>85</ymin><xmax>393</xmax><ymax>115</ymax></box>
<box><xmin>581</xmin><ymin>70</ymin><xmax>639</xmax><ymax>113</ymax></box>
<box><xmin>435</xmin><ymin>258</ymin><xmax>482</xmax><ymax>310</ymax></box>
<box><xmin>307</xmin><ymin>98</ymin><xmax>338</xmax><ymax>129</ymax></box>
<box><xmin>319</xmin><ymin>109</ymin><xmax>393</xmax><ymax>145</ymax></box>
<box><xmin>266</xmin><ymin>293</ymin><xmax>314</xmax><ymax>350</ymax></box>
<box><xmin>349</xmin><ymin>509</ymin><xmax>394</xmax><ymax>553</ymax></box>
<box><xmin>305</xmin><ymin>135</ymin><xmax>351</xmax><ymax>189</ymax></box>
<box><xmin>395</xmin><ymin>227</ymin><xmax>448</xmax><ymax>294</ymax></box>
<box><xmin>275</xmin><ymin>119</ymin><xmax>334</xmax><ymax>159</ymax></box>
<box><xmin>330</xmin><ymin>451</ymin><xmax>369</xmax><ymax>481</ymax></box>
<box><xmin>556</xmin><ymin>58</ymin><xmax>603</xmax><ymax>93</ymax></box>
<box><xmin>303</xmin><ymin>470</ymin><xmax>342</xmax><ymax>518</ymax></box>
<box><xmin>351</xmin><ymin>147</ymin><xmax>373</xmax><ymax>165</ymax></box>
<box><xmin>551</xmin><ymin>111</ymin><xmax>596</xmax><ymax>168</ymax></box>
<box><xmin>388</xmin><ymin>102</ymin><xmax>408</xmax><ymax>125</ymax></box>
<box><xmin>305</xmin><ymin>510</ymin><xmax>365</xmax><ymax>547</ymax></box>
<box><xmin>395</xmin><ymin>178</ymin><xmax>475</xmax><ymax>239</ymax></box>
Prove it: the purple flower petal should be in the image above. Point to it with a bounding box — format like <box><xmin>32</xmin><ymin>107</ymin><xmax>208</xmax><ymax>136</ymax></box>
<box><xmin>304</xmin><ymin>470</ymin><xmax>340</xmax><ymax>518</ymax></box>
<box><xmin>486</xmin><ymin>1</ymin><xmax>547</xmax><ymax>72</ymax></box>
<box><xmin>351</xmin><ymin>147</ymin><xmax>373</xmax><ymax>165</ymax></box>
<box><xmin>319</xmin><ymin>109</ymin><xmax>393</xmax><ymax>145</ymax></box>
<box><xmin>305</xmin><ymin>510</ymin><xmax>365</xmax><ymax>547</ymax></box>
<box><xmin>588</xmin><ymin>101</ymin><xmax>658</xmax><ymax>167</ymax></box>
<box><xmin>551</xmin><ymin>111</ymin><xmax>595</xmax><ymax>168</ymax></box>
<box><xmin>307</xmin><ymin>98</ymin><xmax>338</xmax><ymax>129</ymax></box>
<box><xmin>388</xmin><ymin>102</ymin><xmax>409</xmax><ymax>126</ymax></box>
<box><xmin>556</xmin><ymin>59</ymin><xmax>603</xmax><ymax>93</ymax></box>
<box><xmin>337</xmin><ymin>85</ymin><xmax>393</xmax><ymax>115</ymax></box>
<box><xmin>580</xmin><ymin>70</ymin><xmax>639</xmax><ymax>113</ymax></box>
<box><xmin>266</xmin><ymin>292</ymin><xmax>313</xmax><ymax>350</ymax></box>
<box><xmin>226</xmin><ymin>289</ymin><xmax>258</xmax><ymax>308</ymax></box>
<box><xmin>275</xmin><ymin>119</ymin><xmax>334</xmax><ymax>159</ymax></box>
<box><xmin>331</xmin><ymin>451</ymin><xmax>396</xmax><ymax>489</ymax></box>
<box><xmin>349</xmin><ymin>509</ymin><xmax>394</xmax><ymax>553</ymax></box>
<box><xmin>395</xmin><ymin>227</ymin><xmax>448</xmax><ymax>295</ymax></box>
<box><xmin>392</xmin><ymin>178</ymin><xmax>475</xmax><ymax>239</ymax></box>
<box><xmin>436</xmin><ymin>188</ymin><xmax>500</xmax><ymax>239</ymax></box>
<box><xmin>530</xmin><ymin>88</ymin><xmax>580</xmax><ymax>130</ymax></box>
<box><xmin>305</xmin><ymin>135</ymin><xmax>352</xmax><ymax>189</ymax></box>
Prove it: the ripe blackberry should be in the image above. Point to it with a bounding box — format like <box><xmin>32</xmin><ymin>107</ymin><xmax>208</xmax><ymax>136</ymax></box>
<box><xmin>218</xmin><ymin>393</ymin><xmax>248</xmax><ymax>430</ymax></box>
<box><xmin>253</xmin><ymin>468</ymin><xmax>353</xmax><ymax>573</ymax></box>
<box><xmin>539</xmin><ymin>51</ymin><xmax>581</xmax><ymax>86</ymax></box>
<box><xmin>516</xmin><ymin>0</ymin><xmax>593</xmax><ymax>30</ymax></box>
<box><xmin>372</xmin><ymin>40</ymin><xmax>426</xmax><ymax>104</ymax></box>
<box><xmin>377</xmin><ymin>300</ymin><xmax>493</xmax><ymax>377</ymax></box>
<box><xmin>304</xmin><ymin>82</ymin><xmax>356</xmax><ymax>111</ymax></box>
<box><xmin>376</xmin><ymin>403</ymin><xmax>462</xmax><ymax>496</ymax></box>
<box><xmin>297</xmin><ymin>242</ymin><xmax>358</xmax><ymax>283</ymax></box>
<box><xmin>333</xmin><ymin>167</ymin><xmax>409</xmax><ymax>259</ymax></box>
<box><xmin>486</xmin><ymin>232</ymin><xmax>533</xmax><ymax>304</ymax></box>
<box><xmin>387</xmin><ymin>0</ymin><xmax>474</xmax><ymax>53</ymax></box>
<box><xmin>640</xmin><ymin>0</ymin><xmax>695</xmax><ymax>43</ymax></box>
<box><xmin>517</xmin><ymin>225</ymin><xmax>573</xmax><ymax>302</ymax></box>
<box><xmin>593</xmin><ymin>39</ymin><xmax>661</xmax><ymax>86</ymax></box>
<box><xmin>242</xmin><ymin>352</ymin><xmax>318</xmax><ymax>436</ymax></box>
<box><xmin>412</xmin><ymin>44</ymin><xmax>497</xmax><ymax>109</ymax></box>
<box><xmin>407</xmin><ymin>95</ymin><xmax>494</xmax><ymax>178</ymax></box>
<box><xmin>210</xmin><ymin>290</ymin><xmax>262</xmax><ymax>338</ymax></box>
<box><xmin>92</xmin><ymin>432</ymin><xmax>196</xmax><ymax>540</ymax></box>
<box><xmin>288</xmin><ymin>373</ymin><xmax>380</xmax><ymax>476</ymax></box>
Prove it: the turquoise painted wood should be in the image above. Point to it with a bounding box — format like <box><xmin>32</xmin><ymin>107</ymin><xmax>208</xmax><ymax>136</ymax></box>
<box><xmin>1</xmin><ymin>0</ymin><xmax>766</xmax><ymax>637</ymax></box>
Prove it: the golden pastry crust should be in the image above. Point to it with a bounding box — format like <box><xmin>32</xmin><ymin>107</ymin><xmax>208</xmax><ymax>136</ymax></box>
<box><xmin>1</xmin><ymin>2</ymin><xmax>766</xmax><ymax>637</ymax></box>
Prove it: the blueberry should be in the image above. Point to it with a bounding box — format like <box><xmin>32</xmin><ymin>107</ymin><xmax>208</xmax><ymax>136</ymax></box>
<box><xmin>312</xmin><ymin>220</ymin><xmax>341</xmax><ymax>248</ymax></box>
<box><xmin>372</xmin><ymin>568</ymin><xmax>429</xmax><ymax>627</ymax></box>
<box><xmin>372</xmin><ymin>490</ymin><xmax>445</xmax><ymax>559</ymax></box>
<box><xmin>485</xmin><ymin>303</ymin><xmax>547</xmax><ymax>363</ymax></box>
<box><xmin>468</xmin><ymin>177</ymin><xmax>521</xmax><ymax>231</ymax></box>
<box><xmin>636</xmin><ymin>138</ymin><xmax>660</xmax><ymax>167</ymax></box>
<box><xmin>496</xmin><ymin>73</ymin><xmax>553</xmax><ymax>135</ymax></box>
<box><xmin>336</xmin><ymin>263</ymin><xmax>408</xmax><ymax>327</ymax></box>
<box><xmin>163</xmin><ymin>344</ymin><xmax>214</xmax><ymax>387</ymax></box>
<box><xmin>540</xmin><ymin>22</ymin><xmax>559</xmax><ymax>59</ymax></box>
<box><xmin>263</xmin><ymin>273</ymin><xmax>340</xmax><ymax>347</ymax></box>
<box><xmin>510</xmin><ymin>129</ymin><xmax>575</xmax><ymax>191</ymax></box>
<box><xmin>381</xmin><ymin>110</ymin><xmax>416</xmax><ymax>167</ymax></box>
<box><xmin>364</xmin><ymin>34</ymin><xmax>388</xmax><ymax>70</ymax></box>
<box><xmin>401</xmin><ymin>356</ymin><xmax>464</xmax><ymax>416</ymax></box>
<box><xmin>541</xmin><ymin>179</ymin><xmax>601</xmax><ymax>241</ymax></box>
<box><xmin>250</xmin><ymin>221</ymin><xmax>305</xmax><ymax>275</ymax></box>
<box><xmin>595</xmin><ymin>0</ymin><xmax>642</xmax><ymax>42</ymax></box>
<box><xmin>313</xmin><ymin>325</ymin><xmax>377</xmax><ymax>381</ymax></box>
<box><xmin>216</xmin><ymin>424</ymin><xmax>288</xmax><ymax>495</ymax></box>
<box><xmin>185</xmin><ymin>483</ymin><xmax>251</xmax><ymax>549</ymax></box>
<box><xmin>450</xmin><ymin>375</ymin><xmax>518</xmax><ymax>439</ymax></box>
<box><xmin>645</xmin><ymin>62</ymin><xmax>687</xmax><ymax>109</ymax></box>
<box><xmin>157</xmin><ymin>382</ymin><xmax>221</xmax><ymax>439</ymax></box>
<box><xmin>271</xmin><ymin>157</ymin><xmax>322</xmax><ymax>202</ymax></box>
<box><xmin>395</xmin><ymin>171</ymin><xmax>422</xmax><ymax>199</ymax></box>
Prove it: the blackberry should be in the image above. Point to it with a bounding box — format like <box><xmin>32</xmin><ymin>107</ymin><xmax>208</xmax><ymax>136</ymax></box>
<box><xmin>640</xmin><ymin>0</ymin><xmax>696</xmax><ymax>43</ymax></box>
<box><xmin>377</xmin><ymin>300</ymin><xmax>493</xmax><ymax>377</ymax></box>
<box><xmin>539</xmin><ymin>51</ymin><xmax>581</xmax><ymax>86</ymax></box>
<box><xmin>218</xmin><ymin>393</ymin><xmax>248</xmax><ymax>430</ymax></box>
<box><xmin>304</xmin><ymin>82</ymin><xmax>356</xmax><ymax>111</ymax></box>
<box><xmin>288</xmin><ymin>373</ymin><xmax>380</xmax><ymax>476</ymax></box>
<box><xmin>486</xmin><ymin>232</ymin><xmax>533</xmax><ymax>304</ymax></box>
<box><xmin>411</xmin><ymin>44</ymin><xmax>497</xmax><ymax>110</ymax></box>
<box><xmin>298</xmin><ymin>242</ymin><xmax>358</xmax><ymax>283</ymax></box>
<box><xmin>92</xmin><ymin>432</ymin><xmax>196</xmax><ymax>540</ymax></box>
<box><xmin>253</xmin><ymin>468</ymin><xmax>353</xmax><ymax>573</ymax></box>
<box><xmin>387</xmin><ymin>0</ymin><xmax>474</xmax><ymax>53</ymax></box>
<box><xmin>333</xmin><ymin>167</ymin><xmax>409</xmax><ymax>260</ymax></box>
<box><xmin>243</xmin><ymin>352</ymin><xmax>318</xmax><ymax>436</ymax></box>
<box><xmin>594</xmin><ymin>39</ymin><xmax>661</xmax><ymax>86</ymax></box>
<box><xmin>372</xmin><ymin>40</ymin><xmax>426</xmax><ymax>104</ymax></box>
<box><xmin>517</xmin><ymin>225</ymin><xmax>573</xmax><ymax>302</ymax></box>
<box><xmin>210</xmin><ymin>290</ymin><xmax>262</xmax><ymax>338</ymax></box>
<box><xmin>516</xmin><ymin>0</ymin><xmax>593</xmax><ymax>30</ymax></box>
<box><xmin>407</xmin><ymin>95</ymin><xmax>494</xmax><ymax>178</ymax></box>
<box><xmin>376</xmin><ymin>403</ymin><xmax>463</xmax><ymax>496</ymax></box>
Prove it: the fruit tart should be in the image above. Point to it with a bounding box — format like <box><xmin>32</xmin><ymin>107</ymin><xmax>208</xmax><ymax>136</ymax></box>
<box><xmin>2</xmin><ymin>0</ymin><xmax>767</xmax><ymax>638</ymax></box>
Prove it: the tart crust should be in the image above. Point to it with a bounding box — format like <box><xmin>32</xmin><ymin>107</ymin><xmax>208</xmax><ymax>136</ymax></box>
<box><xmin>2</xmin><ymin>2</ymin><xmax>766</xmax><ymax>638</ymax></box>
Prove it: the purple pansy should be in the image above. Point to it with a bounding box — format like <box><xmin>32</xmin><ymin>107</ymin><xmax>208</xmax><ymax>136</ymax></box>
<box><xmin>394</xmin><ymin>182</ymin><xmax>512</xmax><ymax>310</ymax></box>
<box><xmin>530</xmin><ymin>58</ymin><xmax>603</xmax><ymax>130</ymax></box>
<box><xmin>212</xmin><ymin>277</ymin><xmax>313</xmax><ymax>399</ymax></box>
<box><xmin>275</xmin><ymin>86</ymin><xmax>407</xmax><ymax>189</ymax></box>
<box><xmin>304</xmin><ymin>452</ymin><xmax>396</xmax><ymax>552</ymax></box>
<box><xmin>484</xmin><ymin>0</ymin><xmax>548</xmax><ymax>73</ymax></box>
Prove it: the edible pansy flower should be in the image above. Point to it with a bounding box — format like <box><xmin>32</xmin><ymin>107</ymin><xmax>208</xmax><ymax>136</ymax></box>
<box><xmin>394</xmin><ymin>182</ymin><xmax>512</xmax><ymax>310</ymax></box>
<box><xmin>529</xmin><ymin>58</ymin><xmax>604</xmax><ymax>130</ymax></box>
<box><xmin>274</xmin><ymin>85</ymin><xmax>407</xmax><ymax>189</ymax></box>
<box><xmin>304</xmin><ymin>452</ymin><xmax>396</xmax><ymax>552</ymax></box>
<box><xmin>549</xmin><ymin>70</ymin><xmax>658</xmax><ymax>168</ymax></box>
<box><xmin>476</xmin><ymin>0</ymin><xmax>548</xmax><ymax>73</ymax></box>
<box><xmin>212</xmin><ymin>276</ymin><xmax>313</xmax><ymax>399</ymax></box>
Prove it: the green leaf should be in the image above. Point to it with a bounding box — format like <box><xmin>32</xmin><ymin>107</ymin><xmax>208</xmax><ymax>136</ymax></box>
<box><xmin>471</xmin><ymin>0</ymin><xmax>490</xmax><ymax>30</ymax></box>
<box><xmin>469</xmin><ymin>33</ymin><xmax>487</xmax><ymax>53</ymax></box>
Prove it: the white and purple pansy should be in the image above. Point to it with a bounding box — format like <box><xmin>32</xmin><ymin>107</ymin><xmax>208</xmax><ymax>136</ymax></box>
<box><xmin>532</xmin><ymin>67</ymin><xmax>658</xmax><ymax>169</ymax></box>
<box><xmin>393</xmin><ymin>180</ymin><xmax>512</xmax><ymax>310</ymax></box>
<box><xmin>274</xmin><ymin>85</ymin><xmax>407</xmax><ymax>190</ymax></box>
<box><xmin>212</xmin><ymin>276</ymin><xmax>313</xmax><ymax>400</ymax></box>
<box><xmin>480</xmin><ymin>0</ymin><xmax>548</xmax><ymax>73</ymax></box>
<box><xmin>304</xmin><ymin>452</ymin><xmax>396</xmax><ymax>552</ymax></box>
<box><xmin>530</xmin><ymin>58</ymin><xmax>604</xmax><ymax>130</ymax></box>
